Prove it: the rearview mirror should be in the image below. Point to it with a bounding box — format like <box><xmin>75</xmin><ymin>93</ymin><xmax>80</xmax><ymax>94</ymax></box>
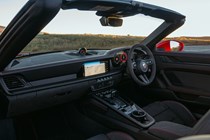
<box><xmin>156</xmin><ymin>40</ymin><xmax>184</xmax><ymax>52</ymax></box>
<box><xmin>100</xmin><ymin>17</ymin><xmax>123</xmax><ymax>27</ymax></box>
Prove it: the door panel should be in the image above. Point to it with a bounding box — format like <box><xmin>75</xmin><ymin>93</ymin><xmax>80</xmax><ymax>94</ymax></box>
<box><xmin>153</xmin><ymin>52</ymin><xmax>210</xmax><ymax>107</ymax></box>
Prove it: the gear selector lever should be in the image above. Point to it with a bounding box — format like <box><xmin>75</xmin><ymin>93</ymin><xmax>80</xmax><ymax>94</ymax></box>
<box><xmin>131</xmin><ymin>110</ymin><xmax>147</xmax><ymax>123</ymax></box>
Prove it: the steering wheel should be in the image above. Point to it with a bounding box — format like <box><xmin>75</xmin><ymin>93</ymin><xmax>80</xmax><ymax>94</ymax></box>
<box><xmin>127</xmin><ymin>44</ymin><xmax>156</xmax><ymax>86</ymax></box>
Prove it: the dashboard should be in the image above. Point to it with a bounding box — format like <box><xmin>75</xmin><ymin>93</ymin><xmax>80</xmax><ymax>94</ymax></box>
<box><xmin>0</xmin><ymin>47</ymin><xmax>130</xmax><ymax>117</ymax></box>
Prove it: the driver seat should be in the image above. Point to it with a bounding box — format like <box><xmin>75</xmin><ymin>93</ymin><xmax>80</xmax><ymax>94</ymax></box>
<box><xmin>143</xmin><ymin>101</ymin><xmax>197</xmax><ymax>127</ymax></box>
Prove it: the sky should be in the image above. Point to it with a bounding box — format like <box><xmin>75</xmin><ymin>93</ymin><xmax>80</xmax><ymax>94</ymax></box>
<box><xmin>0</xmin><ymin>0</ymin><xmax>210</xmax><ymax>37</ymax></box>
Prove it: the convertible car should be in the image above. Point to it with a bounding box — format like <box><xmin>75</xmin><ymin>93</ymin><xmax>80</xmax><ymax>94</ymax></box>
<box><xmin>0</xmin><ymin>0</ymin><xmax>210</xmax><ymax>140</ymax></box>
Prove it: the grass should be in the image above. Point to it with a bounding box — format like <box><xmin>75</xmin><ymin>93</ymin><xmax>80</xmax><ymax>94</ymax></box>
<box><xmin>22</xmin><ymin>34</ymin><xmax>210</xmax><ymax>53</ymax></box>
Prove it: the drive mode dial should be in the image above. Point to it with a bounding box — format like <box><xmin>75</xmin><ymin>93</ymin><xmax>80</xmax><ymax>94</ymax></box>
<box><xmin>120</xmin><ymin>52</ymin><xmax>128</xmax><ymax>63</ymax></box>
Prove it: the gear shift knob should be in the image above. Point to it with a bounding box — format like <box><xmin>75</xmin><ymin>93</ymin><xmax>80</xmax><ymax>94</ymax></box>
<box><xmin>131</xmin><ymin>110</ymin><xmax>146</xmax><ymax>122</ymax></box>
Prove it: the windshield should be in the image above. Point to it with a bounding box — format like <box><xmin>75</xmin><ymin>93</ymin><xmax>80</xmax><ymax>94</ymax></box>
<box><xmin>21</xmin><ymin>10</ymin><xmax>163</xmax><ymax>54</ymax></box>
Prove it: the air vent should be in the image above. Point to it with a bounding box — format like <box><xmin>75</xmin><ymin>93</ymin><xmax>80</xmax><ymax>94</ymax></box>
<box><xmin>3</xmin><ymin>76</ymin><xmax>25</xmax><ymax>89</ymax></box>
<box><xmin>101</xmin><ymin>60</ymin><xmax>109</xmax><ymax>72</ymax></box>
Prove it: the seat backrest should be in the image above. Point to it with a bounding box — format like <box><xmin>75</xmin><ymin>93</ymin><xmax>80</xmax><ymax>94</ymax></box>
<box><xmin>192</xmin><ymin>109</ymin><xmax>210</xmax><ymax>134</ymax></box>
<box><xmin>178</xmin><ymin>134</ymin><xmax>210</xmax><ymax>140</ymax></box>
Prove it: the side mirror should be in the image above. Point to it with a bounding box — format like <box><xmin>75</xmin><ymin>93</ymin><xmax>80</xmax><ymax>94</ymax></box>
<box><xmin>100</xmin><ymin>17</ymin><xmax>123</xmax><ymax>27</ymax></box>
<box><xmin>156</xmin><ymin>40</ymin><xmax>184</xmax><ymax>52</ymax></box>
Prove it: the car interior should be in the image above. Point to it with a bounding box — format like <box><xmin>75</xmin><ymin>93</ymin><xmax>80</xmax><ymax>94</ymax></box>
<box><xmin>0</xmin><ymin>0</ymin><xmax>210</xmax><ymax>140</ymax></box>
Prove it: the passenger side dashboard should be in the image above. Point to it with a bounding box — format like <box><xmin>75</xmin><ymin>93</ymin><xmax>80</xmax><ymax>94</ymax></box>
<box><xmin>0</xmin><ymin>47</ymin><xmax>129</xmax><ymax>117</ymax></box>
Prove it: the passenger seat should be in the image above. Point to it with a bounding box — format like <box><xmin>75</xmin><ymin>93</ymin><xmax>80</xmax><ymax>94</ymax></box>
<box><xmin>87</xmin><ymin>131</ymin><xmax>134</xmax><ymax>140</ymax></box>
<box><xmin>143</xmin><ymin>101</ymin><xmax>197</xmax><ymax>127</ymax></box>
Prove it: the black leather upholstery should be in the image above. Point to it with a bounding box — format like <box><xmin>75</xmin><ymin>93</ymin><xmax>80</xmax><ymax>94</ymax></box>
<box><xmin>143</xmin><ymin>101</ymin><xmax>197</xmax><ymax>127</ymax></box>
<box><xmin>145</xmin><ymin>101</ymin><xmax>210</xmax><ymax>140</ymax></box>
<box><xmin>87</xmin><ymin>101</ymin><xmax>210</xmax><ymax>140</ymax></box>
<box><xmin>148</xmin><ymin>121</ymin><xmax>193</xmax><ymax>140</ymax></box>
<box><xmin>192</xmin><ymin>109</ymin><xmax>210</xmax><ymax>134</ymax></box>
<box><xmin>87</xmin><ymin>131</ymin><xmax>134</xmax><ymax>140</ymax></box>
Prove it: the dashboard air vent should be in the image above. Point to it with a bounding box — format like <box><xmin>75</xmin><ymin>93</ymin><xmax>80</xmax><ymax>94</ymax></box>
<box><xmin>3</xmin><ymin>76</ymin><xmax>25</xmax><ymax>89</ymax></box>
<box><xmin>101</xmin><ymin>60</ymin><xmax>109</xmax><ymax>72</ymax></box>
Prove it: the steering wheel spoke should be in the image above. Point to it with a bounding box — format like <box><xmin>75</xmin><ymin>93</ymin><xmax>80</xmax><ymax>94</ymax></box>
<box><xmin>132</xmin><ymin>62</ymin><xmax>137</xmax><ymax>69</ymax></box>
<box><xmin>145</xmin><ymin>59</ymin><xmax>153</xmax><ymax>66</ymax></box>
<box><xmin>139</xmin><ymin>74</ymin><xmax>150</xmax><ymax>84</ymax></box>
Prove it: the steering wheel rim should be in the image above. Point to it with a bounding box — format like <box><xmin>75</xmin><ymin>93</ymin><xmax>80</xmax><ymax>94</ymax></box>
<box><xmin>127</xmin><ymin>44</ymin><xmax>156</xmax><ymax>86</ymax></box>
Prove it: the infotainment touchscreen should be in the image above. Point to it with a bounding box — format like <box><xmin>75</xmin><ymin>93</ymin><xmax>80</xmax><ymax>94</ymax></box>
<box><xmin>84</xmin><ymin>61</ymin><xmax>106</xmax><ymax>77</ymax></box>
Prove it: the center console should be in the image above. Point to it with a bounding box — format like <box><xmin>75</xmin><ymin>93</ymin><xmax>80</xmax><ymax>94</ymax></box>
<box><xmin>92</xmin><ymin>89</ymin><xmax>155</xmax><ymax>128</ymax></box>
